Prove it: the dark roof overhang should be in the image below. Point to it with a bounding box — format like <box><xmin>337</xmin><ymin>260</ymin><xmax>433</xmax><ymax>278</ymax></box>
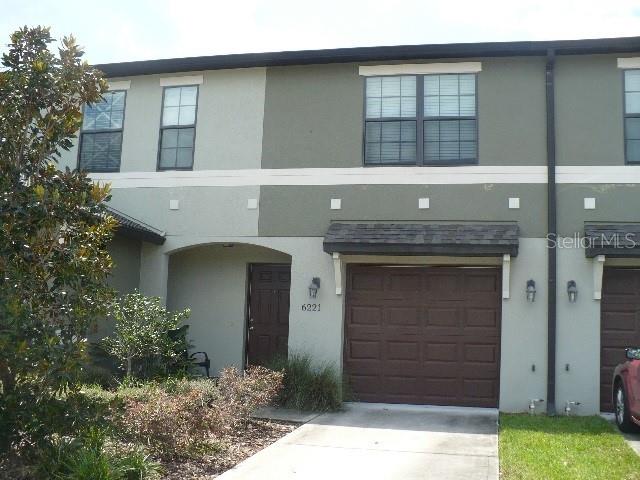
<box><xmin>96</xmin><ymin>36</ymin><xmax>640</xmax><ymax>78</ymax></box>
<box><xmin>106</xmin><ymin>207</ymin><xmax>165</xmax><ymax>245</ymax></box>
<box><xmin>323</xmin><ymin>222</ymin><xmax>519</xmax><ymax>257</ymax></box>
<box><xmin>585</xmin><ymin>223</ymin><xmax>640</xmax><ymax>258</ymax></box>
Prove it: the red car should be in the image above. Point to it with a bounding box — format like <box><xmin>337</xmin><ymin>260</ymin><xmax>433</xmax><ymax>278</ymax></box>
<box><xmin>613</xmin><ymin>348</ymin><xmax>640</xmax><ymax>432</ymax></box>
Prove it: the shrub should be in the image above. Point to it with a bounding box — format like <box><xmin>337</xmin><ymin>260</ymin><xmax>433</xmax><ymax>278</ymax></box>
<box><xmin>34</xmin><ymin>429</ymin><xmax>161</xmax><ymax>480</ymax></box>
<box><xmin>58</xmin><ymin>444</ymin><xmax>115</xmax><ymax>480</ymax></box>
<box><xmin>112</xmin><ymin>445</ymin><xmax>163</xmax><ymax>480</ymax></box>
<box><xmin>217</xmin><ymin>366</ymin><xmax>284</xmax><ymax>422</ymax></box>
<box><xmin>34</xmin><ymin>435</ymin><xmax>81</xmax><ymax>479</ymax></box>
<box><xmin>0</xmin><ymin>386</ymin><xmax>113</xmax><ymax>453</ymax></box>
<box><xmin>115</xmin><ymin>368</ymin><xmax>283</xmax><ymax>459</ymax></box>
<box><xmin>101</xmin><ymin>292</ymin><xmax>190</xmax><ymax>378</ymax></box>
<box><xmin>268</xmin><ymin>354</ymin><xmax>342</xmax><ymax>412</ymax></box>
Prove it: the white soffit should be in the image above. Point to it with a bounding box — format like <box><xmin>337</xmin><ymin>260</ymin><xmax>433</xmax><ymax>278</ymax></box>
<box><xmin>359</xmin><ymin>62</ymin><xmax>482</xmax><ymax>76</ymax></box>
<box><xmin>159</xmin><ymin>75</ymin><xmax>204</xmax><ymax>87</ymax></box>
<box><xmin>108</xmin><ymin>80</ymin><xmax>131</xmax><ymax>90</ymax></box>
<box><xmin>617</xmin><ymin>58</ymin><xmax>640</xmax><ymax>69</ymax></box>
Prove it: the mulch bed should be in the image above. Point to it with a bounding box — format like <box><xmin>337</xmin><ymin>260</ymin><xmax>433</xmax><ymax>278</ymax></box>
<box><xmin>161</xmin><ymin>418</ymin><xmax>298</xmax><ymax>479</ymax></box>
<box><xmin>0</xmin><ymin>419</ymin><xmax>298</xmax><ymax>480</ymax></box>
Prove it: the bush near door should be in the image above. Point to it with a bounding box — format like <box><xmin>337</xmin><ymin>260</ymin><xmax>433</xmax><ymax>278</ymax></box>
<box><xmin>268</xmin><ymin>354</ymin><xmax>342</xmax><ymax>412</ymax></box>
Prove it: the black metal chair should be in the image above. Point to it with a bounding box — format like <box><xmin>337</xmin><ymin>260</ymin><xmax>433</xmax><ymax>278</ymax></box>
<box><xmin>167</xmin><ymin>325</ymin><xmax>211</xmax><ymax>378</ymax></box>
<box><xmin>189</xmin><ymin>351</ymin><xmax>211</xmax><ymax>378</ymax></box>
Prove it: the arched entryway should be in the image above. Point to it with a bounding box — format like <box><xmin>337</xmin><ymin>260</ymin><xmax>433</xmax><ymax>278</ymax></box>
<box><xmin>166</xmin><ymin>242</ymin><xmax>291</xmax><ymax>376</ymax></box>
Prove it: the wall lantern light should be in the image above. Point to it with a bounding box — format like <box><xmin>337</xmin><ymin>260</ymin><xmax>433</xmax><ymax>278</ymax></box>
<box><xmin>567</xmin><ymin>280</ymin><xmax>578</xmax><ymax>303</ymax></box>
<box><xmin>308</xmin><ymin>277</ymin><xmax>321</xmax><ymax>299</ymax></box>
<box><xmin>526</xmin><ymin>279</ymin><xmax>536</xmax><ymax>303</ymax></box>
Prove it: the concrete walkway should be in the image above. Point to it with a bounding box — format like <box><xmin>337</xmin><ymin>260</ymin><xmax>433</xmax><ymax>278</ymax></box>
<box><xmin>219</xmin><ymin>403</ymin><xmax>499</xmax><ymax>480</ymax></box>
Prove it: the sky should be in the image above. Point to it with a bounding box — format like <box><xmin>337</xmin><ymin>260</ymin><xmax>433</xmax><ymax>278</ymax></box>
<box><xmin>1</xmin><ymin>0</ymin><xmax>640</xmax><ymax>64</ymax></box>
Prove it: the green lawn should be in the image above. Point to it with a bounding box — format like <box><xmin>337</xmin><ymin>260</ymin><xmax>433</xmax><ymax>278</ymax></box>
<box><xmin>500</xmin><ymin>414</ymin><xmax>640</xmax><ymax>480</ymax></box>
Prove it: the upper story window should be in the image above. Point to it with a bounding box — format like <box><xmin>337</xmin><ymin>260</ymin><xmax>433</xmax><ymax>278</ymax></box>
<box><xmin>364</xmin><ymin>74</ymin><xmax>477</xmax><ymax>166</ymax></box>
<box><xmin>624</xmin><ymin>70</ymin><xmax>640</xmax><ymax>164</ymax></box>
<box><xmin>158</xmin><ymin>85</ymin><xmax>198</xmax><ymax>170</ymax></box>
<box><xmin>78</xmin><ymin>90</ymin><xmax>126</xmax><ymax>172</ymax></box>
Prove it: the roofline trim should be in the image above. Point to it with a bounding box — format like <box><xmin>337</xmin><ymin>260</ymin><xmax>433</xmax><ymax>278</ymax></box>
<box><xmin>95</xmin><ymin>36</ymin><xmax>640</xmax><ymax>78</ymax></box>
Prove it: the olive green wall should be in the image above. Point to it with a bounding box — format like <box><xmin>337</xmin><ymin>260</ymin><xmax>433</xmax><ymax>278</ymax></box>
<box><xmin>555</xmin><ymin>54</ymin><xmax>624</xmax><ymax>166</ymax></box>
<box><xmin>261</xmin><ymin>63</ymin><xmax>364</xmax><ymax>169</ymax></box>
<box><xmin>258</xmin><ymin>184</ymin><xmax>547</xmax><ymax>237</ymax></box>
<box><xmin>557</xmin><ymin>183</ymin><xmax>640</xmax><ymax>236</ymax></box>
<box><xmin>261</xmin><ymin>57</ymin><xmax>547</xmax><ymax>169</ymax></box>
<box><xmin>477</xmin><ymin>57</ymin><xmax>546</xmax><ymax>166</ymax></box>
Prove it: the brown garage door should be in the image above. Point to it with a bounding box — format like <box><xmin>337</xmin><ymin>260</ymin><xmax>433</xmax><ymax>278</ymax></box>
<box><xmin>601</xmin><ymin>268</ymin><xmax>640</xmax><ymax>412</ymax></box>
<box><xmin>344</xmin><ymin>265</ymin><xmax>501</xmax><ymax>407</ymax></box>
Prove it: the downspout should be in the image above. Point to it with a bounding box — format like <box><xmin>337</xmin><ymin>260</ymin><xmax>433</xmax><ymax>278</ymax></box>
<box><xmin>546</xmin><ymin>48</ymin><xmax>557</xmax><ymax>416</ymax></box>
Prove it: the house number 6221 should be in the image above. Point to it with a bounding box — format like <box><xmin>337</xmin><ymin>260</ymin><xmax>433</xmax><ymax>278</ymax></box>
<box><xmin>301</xmin><ymin>303</ymin><xmax>320</xmax><ymax>312</ymax></box>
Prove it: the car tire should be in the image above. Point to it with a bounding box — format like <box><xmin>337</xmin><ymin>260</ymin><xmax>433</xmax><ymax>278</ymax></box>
<box><xmin>615</xmin><ymin>383</ymin><xmax>639</xmax><ymax>433</ymax></box>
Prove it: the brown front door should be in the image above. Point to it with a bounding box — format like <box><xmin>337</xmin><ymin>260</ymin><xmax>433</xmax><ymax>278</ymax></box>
<box><xmin>344</xmin><ymin>265</ymin><xmax>501</xmax><ymax>407</ymax></box>
<box><xmin>247</xmin><ymin>264</ymin><xmax>291</xmax><ymax>366</ymax></box>
<box><xmin>600</xmin><ymin>268</ymin><xmax>640</xmax><ymax>412</ymax></box>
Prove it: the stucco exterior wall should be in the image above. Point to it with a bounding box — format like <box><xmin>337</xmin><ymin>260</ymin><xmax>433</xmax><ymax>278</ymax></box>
<box><xmin>259</xmin><ymin>184</ymin><xmax>547</xmax><ymax>238</ymax></box>
<box><xmin>108</xmin><ymin>235</ymin><xmax>142</xmax><ymax>293</ymax></box>
<box><xmin>555</xmin><ymin>54</ymin><xmax>624</xmax><ymax>166</ymax></box>
<box><xmin>261</xmin><ymin>57</ymin><xmax>547</xmax><ymax>169</ymax></box>
<box><xmin>57</xmin><ymin>68</ymin><xmax>267</xmax><ymax>172</ymax></box>
<box><xmin>92</xmin><ymin>235</ymin><xmax>141</xmax><ymax>339</ymax></box>
<box><xmin>107</xmin><ymin>186</ymin><xmax>260</xmax><ymax>238</ymax></box>
<box><xmin>555</xmin><ymin>243</ymin><xmax>601</xmax><ymax>414</ymax></box>
<box><xmin>499</xmin><ymin>238</ymin><xmax>548</xmax><ymax>412</ymax></box>
<box><xmin>557</xmin><ymin>183</ymin><xmax>640</xmax><ymax>237</ymax></box>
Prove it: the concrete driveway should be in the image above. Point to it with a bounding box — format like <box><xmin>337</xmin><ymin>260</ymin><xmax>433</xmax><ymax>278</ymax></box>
<box><xmin>220</xmin><ymin>403</ymin><xmax>498</xmax><ymax>480</ymax></box>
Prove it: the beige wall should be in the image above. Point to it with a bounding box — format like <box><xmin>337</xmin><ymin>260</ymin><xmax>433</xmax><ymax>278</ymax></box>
<box><xmin>107</xmin><ymin>186</ymin><xmax>260</xmax><ymax>238</ymax></box>
<box><xmin>499</xmin><ymin>238</ymin><xmax>548</xmax><ymax>412</ymax></box>
<box><xmin>555</xmin><ymin>243</ymin><xmax>601</xmax><ymax>414</ymax></box>
<box><xmin>57</xmin><ymin>68</ymin><xmax>267</xmax><ymax>172</ymax></box>
<box><xmin>91</xmin><ymin>235</ymin><xmax>141</xmax><ymax>339</ymax></box>
<box><xmin>108</xmin><ymin>235</ymin><xmax>141</xmax><ymax>293</ymax></box>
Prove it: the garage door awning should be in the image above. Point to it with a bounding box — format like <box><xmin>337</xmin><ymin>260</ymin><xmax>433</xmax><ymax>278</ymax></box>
<box><xmin>323</xmin><ymin>223</ymin><xmax>519</xmax><ymax>257</ymax></box>
<box><xmin>585</xmin><ymin>223</ymin><xmax>640</xmax><ymax>258</ymax></box>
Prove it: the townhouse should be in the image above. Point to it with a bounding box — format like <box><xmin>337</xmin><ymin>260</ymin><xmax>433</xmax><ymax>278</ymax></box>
<box><xmin>58</xmin><ymin>36</ymin><xmax>640</xmax><ymax>414</ymax></box>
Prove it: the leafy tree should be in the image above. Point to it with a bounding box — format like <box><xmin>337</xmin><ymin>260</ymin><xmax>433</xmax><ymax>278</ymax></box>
<box><xmin>102</xmin><ymin>291</ymin><xmax>191</xmax><ymax>378</ymax></box>
<box><xmin>0</xmin><ymin>26</ymin><xmax>115</xmax><ymax>448</ymax></box>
